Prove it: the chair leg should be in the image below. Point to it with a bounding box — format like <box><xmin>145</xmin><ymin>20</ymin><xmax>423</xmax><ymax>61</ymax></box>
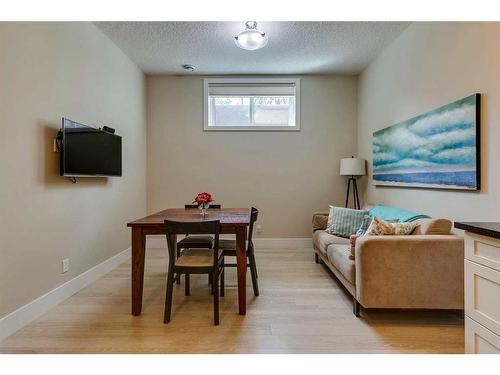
<box><xmin>176</xmin><ymin>249</ymin><xmax>181</xmax><ymax>284</ymax></box>
<box><xmin>220</xmin><ymin>261</ymin><xmax>225</xmax><ymax>297</ymax></box>
<box><xmin>253</xmin><ymin>253</ymin><xmax>258</xmax><ymax>279</ymax></box>
<box><xmin>185</xmin><ymin>274</ymin><xmax>190</xmax><ymax>296</ymax></box>
<box><xmin>249</xmin><ymin>251</ymin><xmax>259</xmax><ymax>297</ymax></box>
<box><xmin>353</xmin><ymin>298</ymin><xmax>361</xmax><ymax>317</ymax></box>
<box><xmin>213</xmin><ymin>272</ymin><xmax>219</xmax><ymax>326</ymax></box>
<box><xmin>164</xmin><ymin>270</ymin><xmax>175</xmax><ymax>324</ymax></box>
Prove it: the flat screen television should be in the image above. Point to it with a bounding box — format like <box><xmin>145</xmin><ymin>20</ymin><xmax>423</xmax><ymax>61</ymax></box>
<box><xmin>60</xmin><ymin>118</ymin><xmax>122</xmax><ymax>177</ymax></box>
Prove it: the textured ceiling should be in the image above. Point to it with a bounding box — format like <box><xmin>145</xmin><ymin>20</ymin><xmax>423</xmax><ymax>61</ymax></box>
<box><xmin>95</xmin><ymin>22</ymin><xmax>409</xmax><ymax>75</ymax></box>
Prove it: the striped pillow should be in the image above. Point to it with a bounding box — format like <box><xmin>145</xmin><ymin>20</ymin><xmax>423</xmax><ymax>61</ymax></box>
<box><xmin>356</xmin><ymin>215</ymin><xmax>373</xmax><ymax>236</ymax></box>
<box><xmin>326</xmin><ymin>206</ymin><xmax>369</xmax><ymax>238</ymax></box>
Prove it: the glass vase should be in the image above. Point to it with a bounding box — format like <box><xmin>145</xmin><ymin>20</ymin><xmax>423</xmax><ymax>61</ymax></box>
<box><xmin>199</xmin><ymin>203</ymin><xmax>209</xmax><ymax>216</ymax></box>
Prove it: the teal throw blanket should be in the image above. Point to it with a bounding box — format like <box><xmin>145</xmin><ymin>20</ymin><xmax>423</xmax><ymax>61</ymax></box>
<box><xmin>368</xmin><ymin>205</ymin><xmax>430</xmax><ymax>223</ymax></box>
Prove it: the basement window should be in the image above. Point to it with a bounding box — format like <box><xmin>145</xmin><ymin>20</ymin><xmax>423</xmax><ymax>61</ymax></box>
<box><xmin>204</xmin><ymin>78</ymin><xmax>300</xmax><ymax>131</ymax></box>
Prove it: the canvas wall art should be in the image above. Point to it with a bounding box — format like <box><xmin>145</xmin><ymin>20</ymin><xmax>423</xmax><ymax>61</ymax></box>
<box><xmin>372</xmin><ymin>94</ymin><xmax>480</xmax><ymax>190</ymax></box>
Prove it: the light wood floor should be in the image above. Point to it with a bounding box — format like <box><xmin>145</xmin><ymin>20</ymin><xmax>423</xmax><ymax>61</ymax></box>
<box><xmin>0</xmin><ymin>247</ymin><xmax>464</xmax><ymax>353</ymax></box>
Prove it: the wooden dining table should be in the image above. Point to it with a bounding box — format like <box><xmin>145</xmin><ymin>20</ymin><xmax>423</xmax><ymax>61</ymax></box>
<box><xmin>127</xmin><ymin>208</ymin><xmax>251</xmax><ymax>316</ymax></box>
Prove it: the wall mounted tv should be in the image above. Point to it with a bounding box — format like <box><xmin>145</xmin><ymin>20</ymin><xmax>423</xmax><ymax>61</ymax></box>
<box><xmin>59</xmin><ymin>118</ymin><xmax>122</xmax><ymax>177</ymax></box>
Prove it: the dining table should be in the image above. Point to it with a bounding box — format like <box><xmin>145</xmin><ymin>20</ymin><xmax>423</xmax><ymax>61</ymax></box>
<box><xmin>127</xmin><ymin>207</ymin><xmax>251</xmax><ymax>315</ymax></box>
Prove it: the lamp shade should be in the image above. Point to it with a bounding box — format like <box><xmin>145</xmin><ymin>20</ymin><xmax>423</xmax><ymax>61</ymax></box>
<box><xmin>340</xmin><ymin>158</ymin><xmax>366</xmax><ymax>176</ymax></box>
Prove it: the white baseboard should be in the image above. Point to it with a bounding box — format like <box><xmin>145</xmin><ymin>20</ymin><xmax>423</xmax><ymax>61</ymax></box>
<box><xmin>147</xmin><ymin>236</ymin><xmax>312</xmax><ymax>249</ymax></box>
<box><xmin>253</xmin><ymin>238</ymin><xmax>312</xmax><ymax>249</ymax></box>
<box><xmin>0</xmin><ymin>247</ymin><xmax>131</xmax><ymax>342</ymax></box>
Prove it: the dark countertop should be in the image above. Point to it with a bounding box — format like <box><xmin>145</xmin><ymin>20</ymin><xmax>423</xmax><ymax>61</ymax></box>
<box><xmin>454</xmin><ymin>222</ymin><xmax>500</xmax><ymax>240</ymax></box>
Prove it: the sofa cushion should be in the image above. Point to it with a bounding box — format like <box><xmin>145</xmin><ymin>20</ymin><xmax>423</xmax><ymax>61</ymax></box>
<box><xmin>326</xmin><ymin>206</ymin><xmax>369</xmax><ymax>238</ymax></box>
<box><xmin>326</xmin><ymin>244</ymin><xmax>356</xmax><ymax>285</ymax></box>
<box><xmin>313</xmin><ymin>230</ymin><xmax>349</xmax><ymax>255</ymax></box>
<box><xmin>411</xmin><ymin>218</ymin><xmax>452</xmax><ymax>235</ymax></box>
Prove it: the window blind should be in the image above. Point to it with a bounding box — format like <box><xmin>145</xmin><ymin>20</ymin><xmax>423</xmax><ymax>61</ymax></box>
<box><xmin>207</xmin><ymin>82</ymin><xmax>296</xmax><ymax>96</ymax></box>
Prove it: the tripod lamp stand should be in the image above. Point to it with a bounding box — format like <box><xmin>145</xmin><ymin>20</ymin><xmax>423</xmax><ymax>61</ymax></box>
<box><xmin>340</xmin><ymin>157</ymin><xmax>366</xmax><ymax>209</ymax></box>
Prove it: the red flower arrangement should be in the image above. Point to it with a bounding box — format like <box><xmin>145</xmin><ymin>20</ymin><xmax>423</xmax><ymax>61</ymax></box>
<box><xmin>193</xmin><ymin>192</ymin><xmax>214</xmax><ymax>205</ymax></box>
<box><xmin>193</xmin><ymin>192</ymin><xmax>214</xmax><ymax>216</ymax></box>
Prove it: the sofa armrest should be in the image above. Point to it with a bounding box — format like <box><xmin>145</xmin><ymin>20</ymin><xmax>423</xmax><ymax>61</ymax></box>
<box><xmin>354</xmin><ymin>235</ymin><xmax>464</xmax><ymax>309</ymax></box>
<box><xmin>312</xmin><ymin>212</ymin><xmax>329</xmax><ymax>232</ymax></box>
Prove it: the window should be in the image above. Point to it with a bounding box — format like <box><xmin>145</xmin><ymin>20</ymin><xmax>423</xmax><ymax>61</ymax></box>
<box><xmin>204</xmin><ymin>78</ymin><xmax>300</xmax><ymax>131</ymax></box>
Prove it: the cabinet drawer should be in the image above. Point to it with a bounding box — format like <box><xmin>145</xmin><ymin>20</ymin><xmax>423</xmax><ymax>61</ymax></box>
<box><xmin>465</xmin><ymin>232</ymin><xmax>500</xmax><ymax>272</ymax></box>
<box><xmin>465</xmin><ymin>260</ymin><xmax>500</xmax><ymax>334</ymax></box>
<box><xmin>465</xmin><ymin>317</ymin><xmax>500</xmax><ymax>354</ymax></box>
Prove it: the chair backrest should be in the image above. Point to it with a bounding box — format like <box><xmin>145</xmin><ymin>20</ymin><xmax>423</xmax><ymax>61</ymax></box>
<box><xmin>247</xmin><ymin>207</ymin><xmax>259</xmax><ymax>249</ymax></box>
<box><xmin>184</xmin><ymin>204</ymin><xmax>221</xmax><ymax>209</ymax></box>
<box><xmin>164</xmin><ymin>220</ymin><xmax>221</xmax><ymax>267</ymax></box>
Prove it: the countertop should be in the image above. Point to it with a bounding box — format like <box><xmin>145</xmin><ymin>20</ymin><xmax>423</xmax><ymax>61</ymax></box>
<box><xmin>454</xmin><ymin>222</ymin><xmax>500</xmax><ymax>240</ymax></box>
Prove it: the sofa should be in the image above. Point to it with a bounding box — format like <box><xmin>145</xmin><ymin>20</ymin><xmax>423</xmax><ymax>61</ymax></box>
<box><xmin>312</xmin><ymin>209</ymin><xmax>464</xmax><ymax>316</ymax></box>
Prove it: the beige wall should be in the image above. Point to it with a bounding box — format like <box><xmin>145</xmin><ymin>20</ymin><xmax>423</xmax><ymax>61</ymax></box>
<box><xmin>147</xmin><ymin>75</ymin><xmax>358</xmax><ymax>237</ymax></box>
<box><xmin>358</xmin><ymin>22</ymin><xmax>500</xmax><ymax>221</ymax></box>
<box><xmin>0</xmin><ymin>23</ymin><xmax>147</xmax><ymax>318</ymax></box>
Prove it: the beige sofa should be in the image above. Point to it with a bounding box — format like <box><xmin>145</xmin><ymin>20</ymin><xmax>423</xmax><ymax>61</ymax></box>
<box><xmin>312</xmin><ymin>211</ymin><xmax>464</xmax><ymax>316</ymax></box>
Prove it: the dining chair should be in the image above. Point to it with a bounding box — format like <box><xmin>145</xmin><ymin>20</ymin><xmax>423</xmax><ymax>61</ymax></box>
<box><xmin>218</xmin><ymin>207</ymin><xmax>259</xmax><ymax>297</ymax></box>
<box><xmin>177</xmin><ymin>204</ymin><xmax>222</xmax><ymax>251</ymax></box>
<box><xmin>164</xmin><ymin>219</ymin><xmax>224</xmax><ymax>325</ymax></box>
<box><xmin>174</xmin><ymin>204</ymin><xmax>223</xmax><ymax>285</ymax></box>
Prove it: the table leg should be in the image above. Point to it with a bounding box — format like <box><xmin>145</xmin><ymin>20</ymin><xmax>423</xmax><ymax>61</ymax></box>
<box><xmin>131</xmin><ymin>227</ymin><xmax>146</xmax><ymax>316</ymax></box>
<box><xmin>235</xmin><ymin>226</ymin><xmax>247</xmax><ymax>315</ymax></box>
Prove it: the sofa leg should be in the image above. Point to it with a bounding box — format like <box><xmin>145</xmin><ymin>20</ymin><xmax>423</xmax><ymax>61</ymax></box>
<box><xmin>353</xmin><ymin>298</ymin><xmax>361</xmax><ymax>317</ymax></box>
<box><xmin>314</xmin><ymin>253</ymin><xmax>320</xmax><ymax>263</ymax></box>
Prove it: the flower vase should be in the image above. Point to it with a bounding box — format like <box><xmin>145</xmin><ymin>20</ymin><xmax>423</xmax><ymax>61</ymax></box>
<box><xmin>199</xmin><ymin>203</ymin><xmax>209</xmax><ymax>216</ymax></box>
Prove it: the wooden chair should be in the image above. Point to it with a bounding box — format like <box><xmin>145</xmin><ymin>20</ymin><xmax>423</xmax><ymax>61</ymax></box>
<box><xmin>177</xmin><ymin>204</ymin><xmax>222</xmax><ymax>251</ymax></box>
<box><xmin>173</xmin><ymin>204</ymin><xmax>222</xmax><ymax>285</ymax></box>
<box><xmin>164</xmin><ymin>219</ymin><xmax>224</xmax><ymax>325</ymax></box>
<box><xmin>218</xmin><ymin>207</ymin><xmax>259</xmax><ymax>297</ymax></box>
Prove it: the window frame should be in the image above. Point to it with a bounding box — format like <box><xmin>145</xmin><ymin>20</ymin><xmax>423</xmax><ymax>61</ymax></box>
<box><xmin>203</xmin><ymin>77</ymin><xmax>301</xmax><ymax>131</ymax></box>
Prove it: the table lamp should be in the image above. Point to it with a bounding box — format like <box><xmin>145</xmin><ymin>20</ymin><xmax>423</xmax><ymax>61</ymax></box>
<box><xmin>340</xmin><ymin>157</ymin><xmax>366</xmax><ymax>209</ymax></box>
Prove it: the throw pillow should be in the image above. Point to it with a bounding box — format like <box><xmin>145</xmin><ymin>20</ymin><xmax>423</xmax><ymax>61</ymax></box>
<box><xmin>312</xmin><ymin>212</ymin><xmax>329</xmax><ymax>232</ymax></box>
<box><xmin>355</xmin><ymin>215</ymin><xmax>373</xmax><ymax>236</ymax></box>
<box><xmin>326</xmin><ymin>206</ymin><xmax>369</xmax><ymax>238</ymax></box>
<box><xmin>366</xmin><ymin>216</ymin><xmax>417</xmax><ymax>236</ymax></box>
<box><xmin>411</xmin><ymin>218</ymin><xmax>452</xmax><ymax>235</ymax></box>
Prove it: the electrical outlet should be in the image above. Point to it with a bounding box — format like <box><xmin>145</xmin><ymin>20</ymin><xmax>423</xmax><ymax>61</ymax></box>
<box><xmin>62</xmin><ymin>258</ymin><xmax>70</xmax><ymax>273</ymax></box>
<box><xmin>256</xmin><ymin>224</ymin><xmax>262</xmax><ymax>234</ymax></box>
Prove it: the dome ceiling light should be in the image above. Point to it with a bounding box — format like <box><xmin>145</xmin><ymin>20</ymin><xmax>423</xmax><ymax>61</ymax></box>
<box><xmin>234</xmin><ymin>21</ymin><xmax>268</xmax><ymax>51</ymax></box>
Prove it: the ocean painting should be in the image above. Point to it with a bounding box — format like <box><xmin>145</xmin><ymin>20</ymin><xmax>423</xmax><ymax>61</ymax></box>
<box><xmin>373</xmin><ymin>94</ymin><xmax>480</xmax><ymax>190</ymax></box>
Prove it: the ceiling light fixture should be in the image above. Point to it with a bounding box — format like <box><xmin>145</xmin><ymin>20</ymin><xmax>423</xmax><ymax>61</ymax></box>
<box><xmin>234</xmin><ymin>21</ymin><xmax>268</xmax><ymax>51</ymax></box>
